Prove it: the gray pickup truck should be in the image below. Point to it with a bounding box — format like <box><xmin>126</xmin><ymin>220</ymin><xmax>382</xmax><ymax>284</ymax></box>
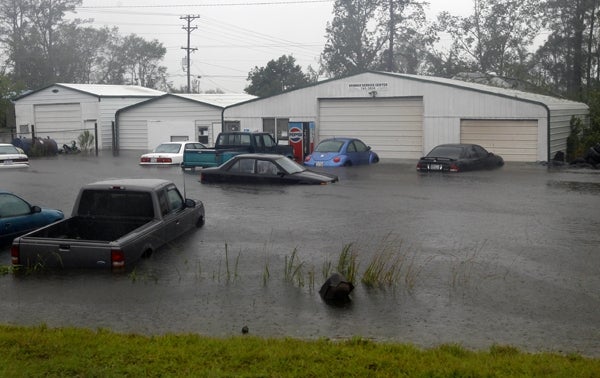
<box><xmin>11</xmin><ymin>179</ymin><xmax>205</xmax><ymax>271</ymax></box>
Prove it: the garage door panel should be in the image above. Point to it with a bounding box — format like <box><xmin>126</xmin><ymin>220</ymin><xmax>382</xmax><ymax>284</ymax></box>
<box><xmin>119</xmin><ymin>120</ymin><xmax>148</xmax><ymax>150</ymax></box>
<box><xmin>461</xmin><ymin>120</ymin><xmax>538</xmax><ymax>162</ymax></box>
<box><xmin>34</xmin><ymin>103</ymin><xmax>82</xmax><ymax>145</ymax></box>
<box><xmin>319</xmin><ymin>98</ymin><xmax>423</xmax><ymax>160</ymax></box>
<box><xmin>462</xmin><ymin>133</ymin><xmax>537</xmax><ymax>142</ymax></box>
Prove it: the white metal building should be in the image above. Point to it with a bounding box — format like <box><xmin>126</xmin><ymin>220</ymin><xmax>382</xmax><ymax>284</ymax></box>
<box><xmin>13</xmin><ymin>83</ymin><xmax>164</xmax><ymax>149</ymax></box>
<box><xmin>115</xmin><ymin>93</ymin><xmax>256</xmax><ymax>150</ymax></box>
<box><xmin>223</xmin><ymin>71</ymin><xmax>589</xmax><ymax>162</ymax></box>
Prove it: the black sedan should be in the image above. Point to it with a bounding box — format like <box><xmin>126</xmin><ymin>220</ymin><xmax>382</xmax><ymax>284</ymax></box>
<box><xmin>200</xmin><ymin>154</ymin><xmax>339</xmax><ymax>185</ymax></box>
<box><xmin>416</xmin><ymin>144</ymin><xmax>504</xmax><ymax>172</ymax></box>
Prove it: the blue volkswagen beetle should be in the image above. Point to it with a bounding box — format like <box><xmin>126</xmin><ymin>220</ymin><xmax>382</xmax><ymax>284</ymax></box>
<box><xmin>304</xmin><ymin>137</ymin><xmax>379</xmax><ymax>167</ymax></box>
<box><xmin>0</xmin><ymin>191</ymin><xmax>64</xmax><ymax>245</ymax></box>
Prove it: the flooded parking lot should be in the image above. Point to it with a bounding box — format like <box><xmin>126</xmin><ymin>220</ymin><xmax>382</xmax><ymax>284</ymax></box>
<box><xmin>1</xmin><ymin>152</ymin><xmax>599</xmax><ymax>356</ymax></box>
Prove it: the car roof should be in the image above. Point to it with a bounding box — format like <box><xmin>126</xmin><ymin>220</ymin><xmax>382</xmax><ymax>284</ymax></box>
<box><xmin>320</xmin><ymin>137</ymin><xmax>354</xmax><ymax>142</ymax></box>
<box><xmin>433</xmin><ymin>144</ymin><xmax>480</xmax><ymax>149</ymax></box>
<box><xmin>233</xmin><ymin>153</ymin><xmax>286</xmax><ymax>159</ymax></box>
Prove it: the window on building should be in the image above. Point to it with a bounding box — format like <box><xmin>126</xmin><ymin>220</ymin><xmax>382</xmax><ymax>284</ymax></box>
<box><xmin>196</xmin><ymin>124</ymin><xmax>209</xmax><ymax>144</ymax></box>
<box><xmin>262</xmin><ymin>118</ymin><xmax>289</xmax><ymax>143</ymax></box>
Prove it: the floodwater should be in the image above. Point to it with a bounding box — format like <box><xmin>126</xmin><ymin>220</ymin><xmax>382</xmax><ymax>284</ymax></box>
<box><xmin>1</xmin><ymin>152</ymin><xmax>599</xmax><ymax>356</ymax></box>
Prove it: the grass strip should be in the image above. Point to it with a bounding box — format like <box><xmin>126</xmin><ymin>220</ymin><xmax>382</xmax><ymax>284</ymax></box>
<box><xmin>0</xmin><ymin>325</ymin><xmax>598</xmax><ymax>377</ymax></box>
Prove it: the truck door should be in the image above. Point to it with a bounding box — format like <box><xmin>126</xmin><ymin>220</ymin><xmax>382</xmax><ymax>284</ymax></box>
<box><xmin>158</xmin><ymin>186</ymin><xmax>194</xmax><ymax>243</ymax></box>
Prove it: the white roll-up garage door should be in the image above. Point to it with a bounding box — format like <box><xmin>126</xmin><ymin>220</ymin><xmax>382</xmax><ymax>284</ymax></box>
<box><xmin>34</xmin><ymin>103</ymin><xmax>82</xmax><ymax>144</ymax></box>
<box><xmin>460</xmin><ymin>119</ymin><xmax>538</xmax><ymax>162</ymax></box>
<box><xmin>118</xmin><ymin>120</ymin><xmax>148</xmax><ymax>150</ymax></box>
<box><xmin>318</xmin><ymin>97</ymin><xmax>423</xmax><ymax>159</ymax></box>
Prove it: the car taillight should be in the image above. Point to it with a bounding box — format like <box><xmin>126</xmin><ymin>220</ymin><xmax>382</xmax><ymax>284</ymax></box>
<box><xmin>140</xmin><ymin>157</ymin><xmax>151</xmax><ymax>163</ymax></box>
<box><xmin>416</xmin><ymin>163</ymin><xmax>424</xmax><ymax>170</ymax></box>
<box><xmin>449</xmin><ymin>163</ymin><xmax>460</xmax><ymax>172</ymax></box>
<box><xmin>157</xmin><ymin>157</ymin><xmax>172</xmax><ymax>163</ymax></box>
<box><xmin>333</xmin><ymin>156</ymin><xmax>341</xmax><ymax>163</ymax></box>
<box><xmin>111</xmin><ymin>249</ymin><xmax>125</xmax><ymax>269</ymax></box>
<box><xmin>10</xmin><ymin>244</ymin><xmax>20</xmax><ymax>265</ymax></box>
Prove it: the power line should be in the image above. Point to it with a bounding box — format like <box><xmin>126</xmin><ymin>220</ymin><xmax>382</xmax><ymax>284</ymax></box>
<box><xmin>78</xmin><ymin>1</ymin><xmax>333</xmax><ymax>9</ymax></box>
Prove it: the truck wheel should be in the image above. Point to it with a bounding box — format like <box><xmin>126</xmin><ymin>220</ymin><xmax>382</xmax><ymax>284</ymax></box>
<box><xmin>196</xmin><ymin>215</ymin><xmax>205</xmax><ymax>228</ymax></box>
<box><xmin>142</xmin><ymin>249</ymin><xmax>153</xmax><ymax>258</ymax></box>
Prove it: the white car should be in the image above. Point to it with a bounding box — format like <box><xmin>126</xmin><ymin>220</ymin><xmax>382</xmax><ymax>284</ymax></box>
<box><xmin>0</xmin><ymin>143</ymin><xmax>29</xmax><ymax>169</ymax></box>
<box><xmin>139</xmin><ymin>141</ymin><xmax>207</xmax><ymax>166</ymax></box>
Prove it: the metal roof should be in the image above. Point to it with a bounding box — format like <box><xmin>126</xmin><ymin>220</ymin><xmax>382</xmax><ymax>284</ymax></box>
<box><xmin>171</xmin><ymin>93</ymin><xmax>256</xmax><ymax>107</ymax></box>
<box><xmin>380</xmin><ymin>72</ymin><xmax>588</xmax><ymax>110</ymax></box>
<box><xmin>56</xmin><ymin>83</ymin><xmax>165</xmax><ymax>97</ymax></box>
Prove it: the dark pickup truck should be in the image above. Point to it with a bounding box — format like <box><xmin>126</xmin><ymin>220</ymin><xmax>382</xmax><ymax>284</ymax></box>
<box><xmin>181</xmin><ymin>131</ymin><xmax>294</xmax><ymax>169</ymax></box>
<box><xmin>11</xmin><ymin>179</ymin><xmax>205</xmax><ymax>271</ymax></box>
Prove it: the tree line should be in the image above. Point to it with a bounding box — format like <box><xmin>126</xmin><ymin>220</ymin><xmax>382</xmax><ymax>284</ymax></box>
<box><xmin>1</xmin><ymin>0</ymin><xmax>600</xmax><ymax>153</ymax></box>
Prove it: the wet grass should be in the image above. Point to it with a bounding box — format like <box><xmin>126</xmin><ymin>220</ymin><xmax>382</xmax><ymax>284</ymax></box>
<box><xmin>336</xmin><ymin>243</ymin><xmax>359</xmax><ymax>283</ymax></box>
<box><xmin>284</xmin><ymin>247</ymin><xmax>305</xmax><ymax>287</ymax></box>
<box><xmin>359</xmin><ymin>235</ymin><xmax>426</xmax><ymax>290</ymax></box>
<box><xmin>0</xmin><ymin>325</ymin><xmax>598</xmax><ymax>376</ymax></box>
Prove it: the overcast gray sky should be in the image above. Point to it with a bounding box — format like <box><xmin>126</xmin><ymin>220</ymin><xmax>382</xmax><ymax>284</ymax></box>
<box><xmin>75</xmin><ymin>0</ymin><xmax>474</xmax><ymax>93</ymax></box>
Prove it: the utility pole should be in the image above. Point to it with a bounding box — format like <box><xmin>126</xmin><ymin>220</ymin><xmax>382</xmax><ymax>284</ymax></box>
<box><xmin>387</xmin><ymin>0</ymin><xmax>394</xmax><ymax>72</ymax></box>
<box><xmin>181</xmin><ymin>15</ymin><xmax>200</xmax><ymax>93</ymax></box>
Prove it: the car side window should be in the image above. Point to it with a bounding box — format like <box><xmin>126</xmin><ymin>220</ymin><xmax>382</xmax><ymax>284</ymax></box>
<box><xmin>354</xmin><ymin>140</ymin><xmax>368</xmax><ymax>152</ymax></box>
<box><xmin>229</xmin><ymin>159</ymin><xmax>255</xmax><ymax>173</ymax></box>
<box><xmin>240</xmin><ymin>134</ymin><xmax>251</xmax><ymax>146</ymax></box>
<box><xmin>347</xmin><ymin>142</ymin><xmax>357</xmax><ymax>152</ymax></box>
<box><xmin>253</xmin><ymin>135</ymin><xmax>263</xmax><ymax>148</ymax></box>
<box><xmin>256</xmin><ymin>160</ymin><xmax>278</xmax><ymax>175</ymax></box>
<box><xmin>473</xmin><ymin>145</ymin><xmax>487</xmax><ymax>157</ymax></box>
<box><xmin>0</xmin><ymin>193</ymin><xmax>31</xmax><ymax>218</ymax></box>
<box><xmin>158</xmin><ymin>190</ymin><xmax>170</xmax><ymax>216</ymax></box>
<box><xmin>166</xmin><ymin>186</ymin><xmax>183</xmax><ymax>212</ymax></box>
<box><xmin>262</xmin><ymin>135</ymin><xmax>275</xmax><ymax>148</ymax></box>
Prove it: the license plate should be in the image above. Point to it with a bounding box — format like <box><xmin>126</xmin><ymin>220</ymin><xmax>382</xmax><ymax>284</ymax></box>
<box><xmin>316</xmin><ymin>162</ymin><xmax>324</xmax><ymax>167</ymax></box>
<box><xmin>3</xmin><ymin>160</ymin><xmax>13</xmax><ymax>165</ymax></box>
<box><xmin>428</xmin><ymin>163</ymin><xmax>442</xmax><ymax>170</ymax></box>
<box><xmin>151</xmin><ymin>158</ymin><xmax>157</xmax><ymax>163</ymax></box>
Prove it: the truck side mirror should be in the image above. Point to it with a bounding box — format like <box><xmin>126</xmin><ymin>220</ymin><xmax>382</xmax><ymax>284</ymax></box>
<box><xmin>184</xmin><ymin>199</ymin><xmax>196</xmax><ymax>208</ymax></box>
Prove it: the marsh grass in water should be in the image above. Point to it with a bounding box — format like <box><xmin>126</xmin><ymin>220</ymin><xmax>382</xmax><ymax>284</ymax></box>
<box><xmin>336</xmin><ymin>243</ymin><xmax>359</xmax><ymax>283</ymax></box>
<box><xmin>284</xmin><ymin>247</ymin><xmax>305</xmax><ymax>287</ymax></box>
<box><xmin>0</xmin><ymin>325</ymin><xmax>597</xmax><ymax>376</ymax></box>
<box><xmin>361</xmin><ymin>235</ymin><xmax>407</xmax><ymax>288</ymax></box>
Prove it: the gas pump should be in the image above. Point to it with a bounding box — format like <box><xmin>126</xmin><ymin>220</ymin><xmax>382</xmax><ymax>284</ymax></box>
<box><xmin>288</xmin><ymin>122</ymin><xmax>314</xmax><ymax>162</ymax></box>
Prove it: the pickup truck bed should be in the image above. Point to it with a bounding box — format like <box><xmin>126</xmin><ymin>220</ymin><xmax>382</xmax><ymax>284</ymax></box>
<box><xmin>27</xmin><ymin>216</ymin><xmax>152</xmax><ymax>241</ymax></box>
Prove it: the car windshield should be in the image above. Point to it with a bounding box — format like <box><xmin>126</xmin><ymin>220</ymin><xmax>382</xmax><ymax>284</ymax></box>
<box><xmin>275</xmin><ymin>157</ymin><xmax>305</xmax><ymax>174</ymax></box>
<box><xmin>154</xmin><ymin>144</ymin><xmax>181</xmax><ymax>153</ymax></box>
<box><xmin>0</xmin><ymin>145</ymin><xmax>20</xmax><ymax>154</ymax></box>
<box><xmin>426</xmin><ymin>146</ymin><xmax>463</xmax><ymax>159</ymax></box>
<box><xmin>314</xmin><ymin>140</ymin><xmax>344</xmax><ymax>153</ymax></box>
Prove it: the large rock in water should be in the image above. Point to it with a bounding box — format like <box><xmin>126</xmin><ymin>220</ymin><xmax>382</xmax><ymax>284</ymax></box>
<box><xmin>319</xmin><ymin>273</ymin><xmax>354</xmax><ymax>303</ymax></box>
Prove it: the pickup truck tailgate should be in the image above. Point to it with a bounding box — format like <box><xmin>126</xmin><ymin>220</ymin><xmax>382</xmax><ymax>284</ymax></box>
<box><xmin>13</xmin><ymin>237</ymin><xmax>114</xmax><ymax>269</ymax></box>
